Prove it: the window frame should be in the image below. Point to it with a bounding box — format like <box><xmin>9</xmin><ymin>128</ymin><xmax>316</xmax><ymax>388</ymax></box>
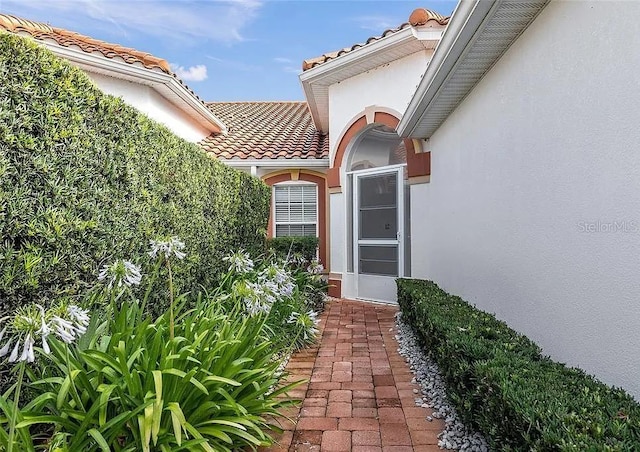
<box><xmin>272</xmin><ymin>181</ymin><xmax>319</xmax><ymax>238</ymax></box>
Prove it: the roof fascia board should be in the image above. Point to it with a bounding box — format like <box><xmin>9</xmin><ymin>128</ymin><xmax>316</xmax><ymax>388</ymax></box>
<box><xmin>397</xmin><ymin>0</ymin><xmax>497</xmax><ymax>137</ymax></box>
<box><xmin>300</xmin><ymin>27</ymin><xmax>415</xmax><ymax>84</ymax></box>
<box><xmin>300</xmin><ymin>27</ymin><xmax>422</xmax><ymax>133</ymax></box>
<box><xmin>299</xmin><ymin>77</ymin><xmax>325</xmax><ymax>133</ymax></box>
<box><xmin>41</xmin><ymin>41</ymin><xmax>227</xmax><ymax>134</ymax></box>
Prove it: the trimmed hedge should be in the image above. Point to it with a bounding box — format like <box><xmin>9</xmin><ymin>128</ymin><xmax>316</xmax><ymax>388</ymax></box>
<box><xmin>0</xmin><ymin>33</ymin><xmax>270</xmax><ymax>313</ymax></box>
<box><xmin>397</xmin><ymin>278</ymin><xmax>640</xmax><ymax>450</ymax></box>
<box><xmin>267</xmin><ymin>236</ymin><xmax>319</xmax><ymax>263</ymax></box>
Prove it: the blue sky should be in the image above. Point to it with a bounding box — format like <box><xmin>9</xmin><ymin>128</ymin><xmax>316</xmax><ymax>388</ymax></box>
<box><xmin>0</xmin><ymin>1</ymin><xmax>457</xmax><ymax>101</ymax></box>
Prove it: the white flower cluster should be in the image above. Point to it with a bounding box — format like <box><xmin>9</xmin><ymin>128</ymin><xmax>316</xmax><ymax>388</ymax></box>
<box><xmin>241</xmin><ymin>282</ymin><xmax>276</xmax><ymax>317</ymax></box>
<box><xmin>149</xmin><ymin>237</ymin><xmax>186</xmax><ymax>260</ymax></box>
<box><xmin>289</xmin><ymin>252</ymin><xmax>307</xmax><ymax>266</ymax></box>
<box><xmin>232</xmin><ymin>262</ymin><xmax>297</xmax><ymax>317</ymax></box>
<box><xmin>223</xmin><ymin>250</ymin><xmax>254</xmax><ymax>274</ymax></box>
<box><xmin>307</xmin><ymin>259</ymin><xmax>324</xmax><ymax>275</ymax></box>
<box><xmin>259</xmin><ymin>263</ymin><xmax>295</xmax><ymax>299</ymax></box>
<box><xmin>287</xmin><ymin>310</ymin><xmax>320</xmax><ymax>340</ymax></box>
<box><xmin>98</xmin><ymin>260</ymin><xmax>142</xmax><ymax>289</ymax></box>
<box><xmin>0</xmin><ymin>304</ymin><xmax>90</xmax><ymax>364</ymax></box>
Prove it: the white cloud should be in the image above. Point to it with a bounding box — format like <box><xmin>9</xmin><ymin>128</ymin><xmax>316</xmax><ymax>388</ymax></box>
<box><xmin>352</xmin><ymin>15</ymin><xmax>399</xmax><ymax>32</ymax></box>
<box><xmin>282</xmin><ymin>66</ymin><xmax>301</xmax><ymax>75</ymax></box>
<box><xmin>170</xmin><ymin>64</ymin><xmax>208</xmax><ymax>82</ymax></box>
<box><xmin>272</xmin><ymin>56</ymin><xmax>300</xmax><ymax>74</ymax></box>
<box><xmin>1</xmin><ymin>0</ymin><xmax>263</xmax><ymax>44</ymax></box>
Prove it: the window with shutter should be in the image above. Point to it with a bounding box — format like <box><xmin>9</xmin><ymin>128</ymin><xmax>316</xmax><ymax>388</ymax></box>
<box><xmin>274</xmin><ymin>184</ymin><xmax>318</xmax><ymax>237</ymax></box>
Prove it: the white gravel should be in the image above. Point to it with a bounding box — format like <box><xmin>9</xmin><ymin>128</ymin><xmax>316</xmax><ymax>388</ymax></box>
<box><xmin>394</xmin><ymin>312</ymin><xmax>490</xmax><ymax>452</ymax></box>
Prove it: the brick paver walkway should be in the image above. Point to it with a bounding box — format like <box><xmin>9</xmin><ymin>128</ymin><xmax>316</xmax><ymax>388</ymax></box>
<box><xmin>262</xmin><ymin>299</ymin><xmax>447</xmax><ymax>452</ymax></box>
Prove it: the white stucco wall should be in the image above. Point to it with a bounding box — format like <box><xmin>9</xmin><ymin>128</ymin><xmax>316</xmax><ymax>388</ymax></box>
<box><xmin>86</xmin><ymin>72</ymin><xmax>210</xmax><ymax>142</ymax></box>
<box><xmin>412</xmin><ymin>0</ymin><xmax>640</xmax><ymax>398</ymax></box>
<box><xmin>328</xmin><ymin>51</ymin><xmax>429</xmax><ymax>162</ymax></box>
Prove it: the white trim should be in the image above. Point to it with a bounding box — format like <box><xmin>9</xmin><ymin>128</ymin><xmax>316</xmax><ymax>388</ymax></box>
<box><xmin>300</xmin><ymin>28</ymin><xmax>414</xmax><ymax>82</ymax></box>
<box><xmin>346</xmin><ymin>163</ymin><xmax>407</xmax><ymax>176</ymax></box>
<box><xmin>300</xmin><ymin>27</ymin><xmax>444</xmax><ymax>133</ymax></box>
<box><xmin>397</xmin><ymin>0</ymin><xmax>550</xmax><ymax>138</ymax></box>
<box><xmin>274</xmin><ymin>180</ymin><xmax>315</xmax><ymax>186</ymax></box>
<box><xmin>39</xmin><ymin>40</ymin><xmax>227</xmax><ymax>135</ymax></box>
<box><xmin>358</xmin><ymin>240</ymin><xmax>398</xmax><ymax>246</ymax></box>
<box><xmin>273</xmin><ymin>184</ymin><xmax>319</xmax><ymax>238</ymax></box>
<box><xmin>222</xmin><ymin>159</ymin><xmax>329</xmax><ymax>168</ymax></box>
<box><xmin>353</xmin><ymin>166</ymin><xmax>405</xmax><ymax>284</ymax></box>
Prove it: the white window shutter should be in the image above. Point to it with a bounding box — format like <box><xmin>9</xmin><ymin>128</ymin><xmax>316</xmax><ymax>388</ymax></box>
<box><xmin>274</xmin><ymin>184</ymin><xmax>318</xmax><ymax>237</ymax></box>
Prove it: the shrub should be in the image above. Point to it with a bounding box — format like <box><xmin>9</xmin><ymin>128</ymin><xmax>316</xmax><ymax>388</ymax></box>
<box><xmin>0</xmin><ymin>243</ymin><xmax>310</xmax><ymax>452</ymax></box>
<box><xmin>267</xmin><ymin>237</ymin><xmax>319</xmax><ymax>263</ymax></box>
<box><xmin>218</xmin><ymin>250</ymin><xmax>322</xmax><ymax>352</ymax></box>
<box><xmin>0</xmin><ymin>33</ymin><xmax>270</xmax><ymax>314</ymax></box>
<box><xmin>26</xmin><ymin>301</ymin><xmax>297</xmax><ymax>452</ymax></box>
<box><xmin>397</xmin><ymin>278</ymin><xmax>640</xmax><ymax>451</ymax></box>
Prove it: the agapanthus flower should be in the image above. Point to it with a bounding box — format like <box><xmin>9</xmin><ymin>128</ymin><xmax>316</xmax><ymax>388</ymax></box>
<box><xmin>50</xmin><ymin>316</ymin><xmax>77</xmax><ymax>344</ymax></box>
<box><xmin>49</xmin><ymin>304</ymin><xmax>90</xmax><ymax>345</ymax></box>
<box><xmin>287</xmin><ymin>310</ymin><xmax>320</xmax><ymax>340</ymax></box>
<box><xmin>19</xmin><ymin>333</ymin><xmax>35</xmax><ymax>363</ymax></box>
<box><xmin>36</xmin><ymin>305</ymin><xmax>51</xmax><ymax>354</ymax></box>
<box><xmin>98</xmin><ymin>259</ymin><xmax>142</xmax><ymax>289</ymax></box>
<box><xmin>6</xmin><ymin>311</ymin><xmax>40</xmax><ymax>363</ymax></box>
<box><xmin>67</xmin><ymin>305</ymin><xmax>90</xmax><ymax>335</ymax></box>
<box><xmin>149</xmin><ymin>236</ymin><xmax>186</xmax><ymax>260</ymax></box>
<box><xmin>0</xmin><ymin>327</ymin><xmax>11</xmax><ymax>357</ymax></box>
<box><xmin>307</xmin><ymin>259</ymin><xmax>324</xmax><ymax>275</ymax></box>
<box><xmin>0</xmin><ymin>303</ymin><xmax>89</xmax><ymax>364</ymax></box>
<box><xmin>290</xmin><ymin>252</ymin><xmax>307</xmax><ymax>266</ymax></box>
<box><xmin>259</xmin><ymin>263</ymin><xmax>295</xmax><ymax>299</ymax></box>
<box><xmin>8</xmin><ymin>340</ymin><xmax>20</xmax><ymax>362</ymax></box>
<box><xmin>234</xmin><ymin>281</ymin><xmax>274</xmax><ymax>317</ymax></box>
<box><xmin>223</xmin><ymin>250</ymin><xmax>254</xmax><ymax>273</ymax></box>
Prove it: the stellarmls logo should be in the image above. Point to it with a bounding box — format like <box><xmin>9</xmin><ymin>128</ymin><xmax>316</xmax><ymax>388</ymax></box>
<box><xmin>577</xmin><ymin>220</ymin><xmax>638</xmax><ymax>233</ymax></box>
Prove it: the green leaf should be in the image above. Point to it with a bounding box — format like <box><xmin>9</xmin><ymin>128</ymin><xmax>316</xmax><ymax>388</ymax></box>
<box><xmin>87</xmin><ymin>428</ymin><xmax>110</xmax><ymax>452</ymax></box>
<box><xmin>202</xmin><ymin>376</ymin><xmax>241</xmax><ymax>387</ymax></box>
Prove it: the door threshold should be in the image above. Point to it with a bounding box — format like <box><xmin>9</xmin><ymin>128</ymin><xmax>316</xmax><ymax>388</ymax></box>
<box><xmin>353</xmin><ymin>297</ymin><xmax>398</xmax><ymax>306</ymax></box>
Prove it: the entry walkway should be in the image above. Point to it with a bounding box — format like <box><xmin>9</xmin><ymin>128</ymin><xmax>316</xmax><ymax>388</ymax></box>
<box><xmin>262</xmin><ymin>299</ymin><xmax>448</xmax><ymax>452</ymax></box>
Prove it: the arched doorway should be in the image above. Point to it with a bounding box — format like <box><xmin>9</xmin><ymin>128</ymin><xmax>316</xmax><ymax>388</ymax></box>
<box><xmin>346</xmin><ymin>124</ymin><xmax>411</xmax><ymax>302</ymax></box>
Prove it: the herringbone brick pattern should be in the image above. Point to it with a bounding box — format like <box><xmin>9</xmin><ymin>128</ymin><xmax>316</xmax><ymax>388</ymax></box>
<box><xmin>262</xmin><ymin>299</ymin><xmax>448</xmax><ymax>452</ymax></box>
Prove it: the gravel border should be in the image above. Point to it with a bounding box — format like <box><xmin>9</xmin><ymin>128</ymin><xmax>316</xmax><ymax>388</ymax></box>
<box><xmin>394</xmin><ymin>312</ymin><xmax>490</xmax><ymax>452</ymax></box>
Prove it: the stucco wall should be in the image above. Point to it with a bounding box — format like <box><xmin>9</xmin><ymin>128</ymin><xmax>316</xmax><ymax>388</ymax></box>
<box><xmin>412</xmin><ymin>0</ymin><xmax>640</xmax><ymax>398</ymax></box>
<box><xmin>87</xmin><ymin>72</ymin><xmax>210</xmax><ymax>142</ymax></box>
<box><xmin>328</xmin><ymin>51</ymin><xmax>429</xmax><ymax>298</ymax></box>
<box><xmin>328</xmin><ymin>51</ymin><xmax>429</xmax><ymax>162</ymax></box>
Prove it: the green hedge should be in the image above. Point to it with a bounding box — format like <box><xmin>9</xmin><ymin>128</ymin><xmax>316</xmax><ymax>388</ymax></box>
<box><xmin>267</xmin><ymin>236</ymin><xmax>319</xmax><ymax>263</ymax></box>
<box><xmin>397</xmin><ymin>278</ymin><xmax>640</xmax><ymax>450</ymax></box>
<box><xmin>0</xmin><ymin>33</ymin><xmax>270</xmax><ymax>313</ymax></box>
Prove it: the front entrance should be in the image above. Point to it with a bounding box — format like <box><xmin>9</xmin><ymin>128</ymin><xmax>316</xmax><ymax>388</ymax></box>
<box><xmin>352</xmin><ymin>165</ymin><xmax>406</xmax><ymax>302</ymax></box>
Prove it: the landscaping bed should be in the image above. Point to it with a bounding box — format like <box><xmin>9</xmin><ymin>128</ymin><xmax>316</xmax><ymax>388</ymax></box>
<box><xmin>0</xmin><ymin>32</ymin><xmax>326</xmax><ymax>450</ymax></box>
<box><xmin>397</xmin><ymin>278</ymin><xmax>640</xmax><ymax>450</ymax></box>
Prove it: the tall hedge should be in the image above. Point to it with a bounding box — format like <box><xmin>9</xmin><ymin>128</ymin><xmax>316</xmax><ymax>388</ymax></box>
<box><xmin>0</xmin><ymin>33</ymin><xmax>270</xmax><ymax>313</ymax></box>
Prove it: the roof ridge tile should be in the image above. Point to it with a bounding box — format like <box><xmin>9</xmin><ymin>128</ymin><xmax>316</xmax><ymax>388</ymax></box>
<box><xmin>302</xmin><ymin>8</ymin><xmax>449</xmax><ymax>71</ymax></box>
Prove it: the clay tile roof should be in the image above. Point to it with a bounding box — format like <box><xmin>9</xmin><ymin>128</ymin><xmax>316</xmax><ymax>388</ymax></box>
<box><xmin>199</xmin><ymin>102</ymin><xmax>329</xmax><ymax>160</ymax></box>
<box><xmin>302</xmin><ymin>8</ymin><xmax>449</xmax><ymax>71</ymax></box>
<box><xmin>0</xmin><ymin>14</ymin><xmax>171</xmax><ymax>73</ymax></box>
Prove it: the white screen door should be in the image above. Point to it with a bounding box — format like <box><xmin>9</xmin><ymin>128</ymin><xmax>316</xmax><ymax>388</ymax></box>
<box><xmin>353</xmin><ymin>166</ymin><xmax>404</xmax><ymax>302</ymax></box>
